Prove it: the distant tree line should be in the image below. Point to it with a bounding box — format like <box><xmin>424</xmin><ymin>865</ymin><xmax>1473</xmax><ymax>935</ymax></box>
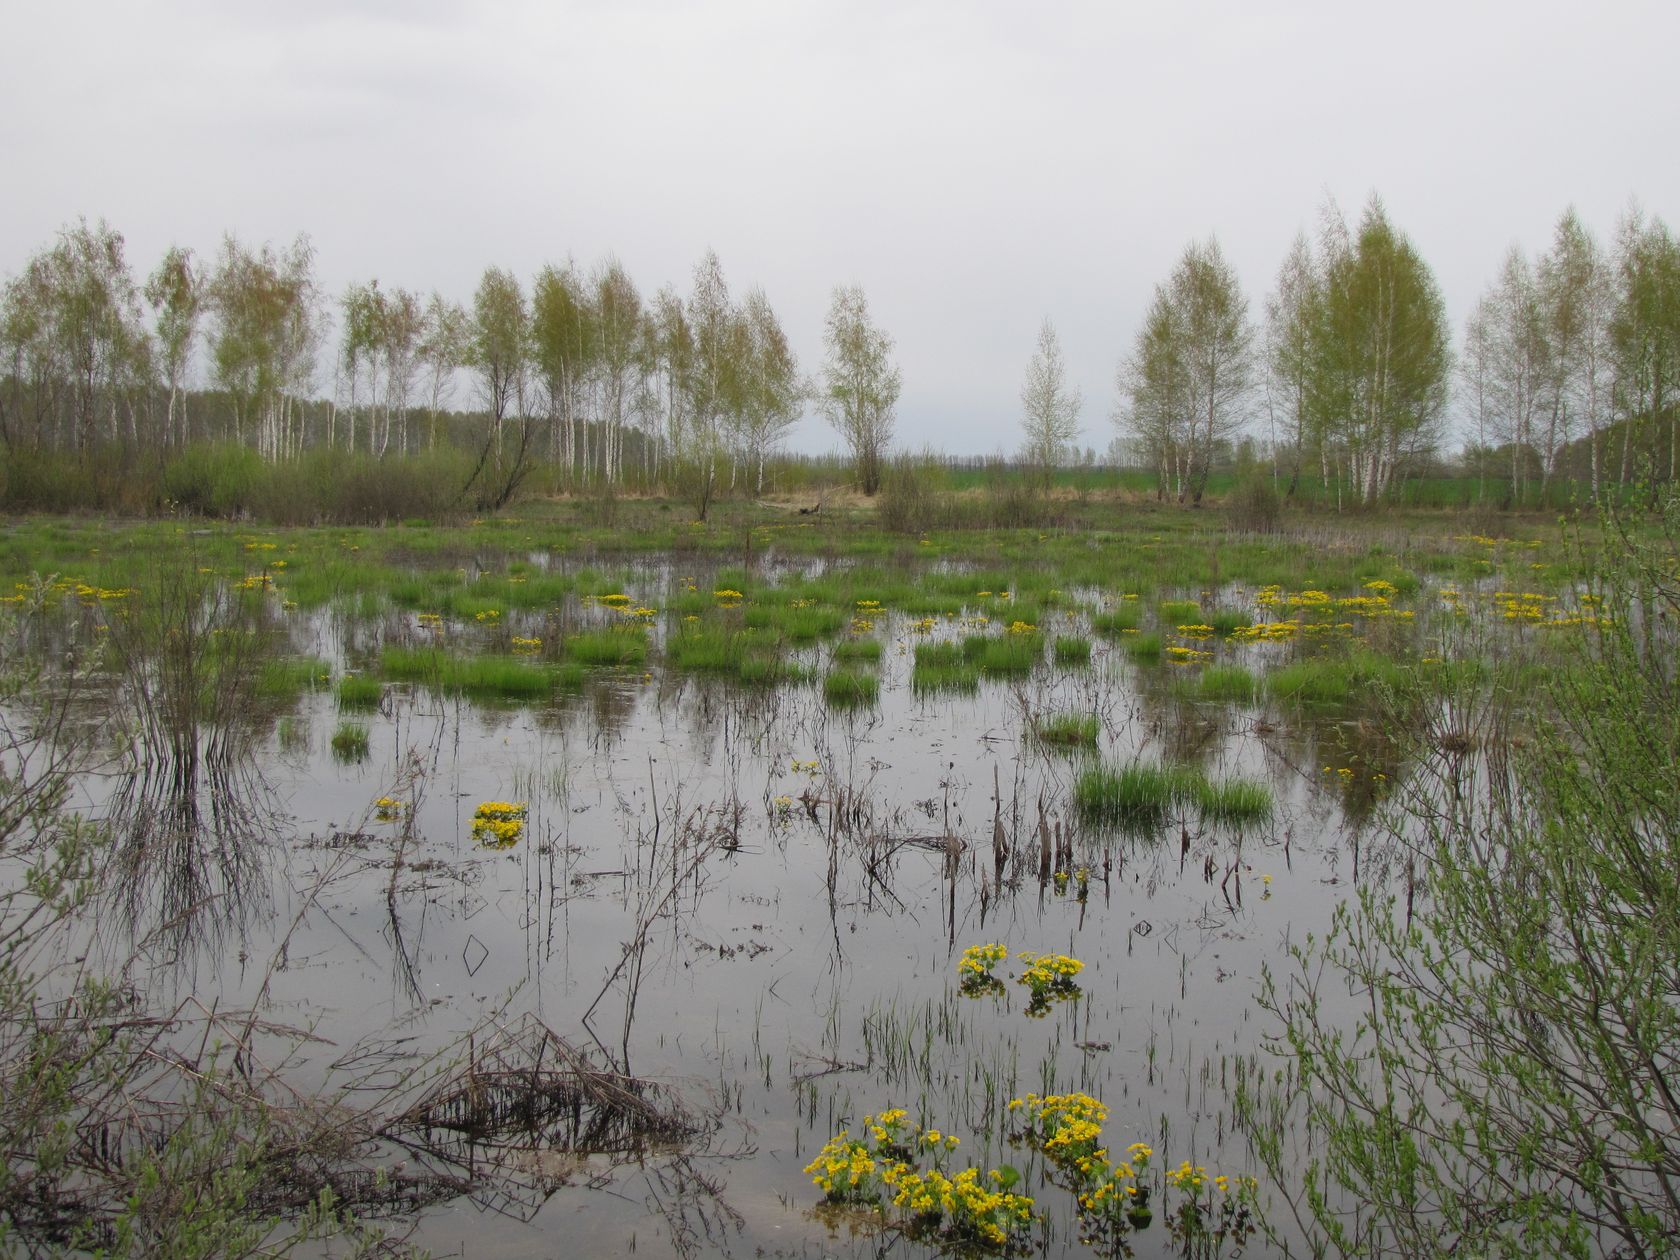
<box><xmin>4</xmin><ymin>197</ymin><xmax>1679</xmax><ymax>515</ymax></box>
<box><xmin>0</xmin><ymin>225</ymin><xmax>906</xmax><ymax>517</ymax></box>
<box><xmin>1109</xmin><ymin>196</ymin><xmax>1680</xmax><ymax>507</ymax></box>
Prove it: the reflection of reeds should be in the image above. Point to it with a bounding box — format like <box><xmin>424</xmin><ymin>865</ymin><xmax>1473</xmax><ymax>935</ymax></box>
<box><xmin>100</xmin><ymin>561</ymin><xmax>275</xmax><ymax>774</ymax></box>
<box><xmin>104</xmin><ymin>753</ymin><xmax>278</xmax><ymax>958</ymax></box>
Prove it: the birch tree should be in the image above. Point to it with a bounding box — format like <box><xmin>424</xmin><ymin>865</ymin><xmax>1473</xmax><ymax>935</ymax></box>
<box><xmin>1120</xmin><ymin>238</ymin><xmax>1253</xmax><ymax>504</ymax></box>
<box><xmin>418</xmin><ymin>292</ymin><xmax>469</xmax><ymax>448</ymax></box>
<box><xmin>530</xmin><ymin>261</ymin><xmax>593</xmax><ymax>481</ymax></box>
<box><xmin>819</xmin><ymin>284</ymin><xmax>899</xmax><ymax>495</ymax></box>
<box><xmin>1538</xmin><ymin>210</ymin><xmax>1614</xmax><ymax>499</ymax></box>
<box><xmin>143</xmin><ymin>245</ymin><xmax>202</xmax><ymax>449</ymax></box>
<box><xmin>1311</xmin><ymin>199</ymin><xmax>1451</xmax><ymax>504</ymax></box>
<box><xmin>592</xmin><ymin>258</ymin><xmax>642</xmax><ymax>486</ymax></box>
<box><xmin>735</xmin><ymin>287</ymin><xmax>802</xmax><ymax>495</ymax></box>
<box><xmin>207</xmin><ymin>234</ymin><xmax>320</xmax><ymax>459</ymax></box>
<box><xmin>1019</xmin><ymin>318</ymin><xmax>1081</xmax><ymax>493</ymax></box>
<box><xmin>1</xmin><ymin>219</ymin><xmax>151</xmax><ymax>452</ymax></box>
<box><xmin>1264</xmin><ymin>234</ymin><xmax>1318</xmax><ymax>496</ymax></box>
<box><xmin>467</xmin><ymin>266</ymin><xmax>539</xmax><ymax>507</ymax></box>
<box><xmin>1610</xmin><ymin>207</ymin><xmax>1680</xmax><ymax>486</ymax></box>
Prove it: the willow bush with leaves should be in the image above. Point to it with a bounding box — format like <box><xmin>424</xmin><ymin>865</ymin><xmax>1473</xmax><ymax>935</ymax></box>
<box><xmin>1239</xmin><ymin>499</ymin><xmax>1680</xmax><ymax>1259</ymax></box>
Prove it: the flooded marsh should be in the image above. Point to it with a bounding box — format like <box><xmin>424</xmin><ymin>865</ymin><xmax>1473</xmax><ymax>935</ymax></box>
<box><xmin>0</xmin><ymin>508</ymin><xmax>1628</xmax><ymax>1257</ymax></box>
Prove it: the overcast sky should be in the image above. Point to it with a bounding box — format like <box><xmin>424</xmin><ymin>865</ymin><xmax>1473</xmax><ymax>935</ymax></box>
<box><xmin>4</xmin><ymin>0</ymin><xmax>1677</xmax><ymax>454</ymax></box>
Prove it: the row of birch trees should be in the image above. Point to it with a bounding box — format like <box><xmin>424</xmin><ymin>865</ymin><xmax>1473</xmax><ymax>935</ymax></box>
<box><xmin>0</xmin><ymin>225</ymin><xmax>811</xmax><ymax>502</ymax></box>
<box><xmin>1116</xmin><ymin>197</ymin><xmax>1680</xmax><ymax>504</ymax></box>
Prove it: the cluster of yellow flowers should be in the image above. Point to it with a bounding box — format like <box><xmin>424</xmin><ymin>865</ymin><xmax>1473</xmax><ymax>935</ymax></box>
<box><xmin>1015</xmin><ymin>952</ymin><xmax>1084</xmax><ymax>1017</ymax></box>
<box><xmin>881</xmin><ymin>1165</ymin><xmax>1033</xmax><ymax>1245</ymax></box>
<box><xmin>1175</xmin><ymin>623</ymin><xmax>1215</xmax><ymax>640</ymax></box>
<box><xmin>713</xmin><ymin>589</ymin><xmax>743</xmax><ymax>603</ymax></box>
<box><xmin>804</xmin><ymin>1108</ymin><xmax>1034</xmax><ymax>1249</ymax></box>
<box><xmin>471</xmin><ymin>800</ymin><xmax>527</xmax><ymax>848</ymax></box>
<box><xmin>511</xmin><ymin>636</ymin><xmax>542</xmax><ymax>654</ymax></box>
<box><xmin>374</xmin><ymin>796</ymin><xmax>403</xmax><ymax>822</ymax></box>
<box><xmin>1008</xmin><ymin>1092</ymin><xmax>1258</xmax><ymax>1243</ymax></box>
<box><xmin>957</xmin><ymin>942</ymin><xmax>1009</xmax><ymax>978</ymax></box>
<box><xmin>1005</xmin><ymin>620</ymin><xmax>1037</xmax><ymax>635</ymax></box>
<box><xmin>1163</xmin><ymin>644</ymin><xmax>1212</xmax><ymax>664</ymax></box>
<box><xmin>1229</xmin><ymin>621</ymin><xmax>1295</xmax><ymax>642</ymax></box>
<box><xmin>473</xmin><ymin>608</ymin><xmax>500</xmax><ymax>622</ymax></box>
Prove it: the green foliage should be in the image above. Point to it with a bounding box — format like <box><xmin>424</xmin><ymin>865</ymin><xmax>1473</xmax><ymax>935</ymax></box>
<box><xmin>567</xmin><ymin>626</ymin><xmax>649</xmax><ymax>668</ymax></box>
<box><xmin>255</xmin><ymin>656</ymin><xmax>332</xmax><ymax>701</ymax></box>
<box><xmin>1158</xmin><ymin>599</ymin><xmax>1201</xmax><ymax>626</ymax></box>
<box><xmin>1052</xmin><ymin>635</ymin><xmax>1092</xmax><ymax>665</ymax></box>
<box><xmin>1267</xmin><ymin>651</ymin><xmax>1408</xmax><ymax>710</ymax></box>
<box><xmin>912</xmin><ymin>641</ymin><xmax>980</xmax><ymax>695</ymax></box>
<box><xmin>823</xmin><ymin>668</ymin><xmax>878</xmax><ymax>707</ymax></box>
<box><xmin>962</xmin><ymin>630</ymin><xmax>1042</xmax><ymax>675</ymax></box>
<box><xmin>330</xmin><ymin>721</ymin><xmax>370</xmax><ymax>761</ymax></box>
<box><xmin>335</xmin><ymin>674</ymin><xmax>382</xmax><ymax>710</ymax></box>
<box><xmin>1193</xmin><ymin>776</ymin><xmax>1272</xmax><ymax>824</ymax></box>
<box><xmin>1242</xmin><ymin>499</ymin><xmax>1680</xmax><ymax>1256</ymax></box>
<box><xmin>1035</xmin><ymin>712</ymin><xmax>1100</xmax><ymax>748</ymax></box>
<box><xmin>1196</xmin><ymin>663</ymin><xmax>1258</xmax><ymax>704</ymax></box>
<box><xmin>1124</xmin><ymin>631</ymin><xmax>1163</xmax><ymax>663</ymax></box>
<box><xmin>1091</xmin><ymin>603</ymin><xmax>1141</xmax><ymax>636</ymax></box>
<box><xmin>1074</xmin><ymin>763</ymin><xmax>1200</xmax><ymax>830</ymax></box>
<box><xmin>831</xmin><ymin>637</ymin><xmax>883</xmax><ymax>664</ymax></box>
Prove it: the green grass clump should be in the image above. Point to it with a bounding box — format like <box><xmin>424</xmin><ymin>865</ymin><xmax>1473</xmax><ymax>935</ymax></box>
<box><xmin>379</xmin><ymin>646</ymin><xmax>572</xmax><ymax>700</ymax></box>
<box><xmin>1036</xmin><ymin>713</ymin><xmax>1100</xmax><ymax>748</ymax></box>
<box><xmin>832</xmin><ymin>637</ymin><xmax>884</xmax><ymax>664</ymax></box>
<box><xmin>823</xmin><ymin>668</ymin><xmax>879</xmax><ymax>707</ymax></box>
<box><xmin>1196</xmin><ymin>664</ymin><xmax>1258</xmax><ymax>704</ymax></box>
<box><xmin>667</xmin><ymin>626</ymin><xmax>746</xmax><ymax>672</ymax></box>
<box><xmin>1158</xmin><ymin>599</ymin><xmax>1201</xmax><ymax>626</ymax></box>
<box><xmin>330</xmin><ymin>721</ymin><xmax>370</xmax><ymax>762</ymax></box>
<box><xmin>962</xmin><ymin>631</ymin><xmax>1042</xmax><ymax>675</ymax></box>
<box><xmin>745</xmin><ymin>603</ymin><xmax>846</xmax><ymax>642</ymax></box>
<box><xmin>444</xmin><ymin>656</ymin><xmax>562</xmax><ymax>700</ymax></box>
<box><xmin>256</xmin><ymin>656</ymin><xmax>332</xmax><ymax>701</ymax></box>
<box><xmin>568</xmin><ymin>626</ymin><xmax>649</xmax><ymax>667</ymax></box>
<box><xmin>336</xmin><ymin>674</ymin><xmax>383</xmax><ymax>710</ymax></box>
<box><xmin>379</xmin><ymin>645</ymin><xmax>436</xmax><ymax>681</ymax></box>
<box><xmin>1124</xmin><ymin>632</ymin><xmax>1163</xmax><ymax>663</ymax></box>
<box><xmin>1268</xmin><ymin>652</ymin><xmax>1409</xmax><ymax>710</ymax></box>
<box><xmin>1092</xmin><ymin>605</ymin><xmax>1141</xmax><ymax>636</ymax></box>
<box><xmin>912</xmin><ymin>642</ymin><xmax>980</xmax><ymax>694</ymax></box>
<box><xmin>1052</xmin><ymin>636</ymin><xmax>1091</xmax><ymax>666</ymax></box>
<box><xmin>1206</xmin><ymin>607</ymin><xmax>1248</xmax><ymax>636</ymax></box>
<box><xmin>1195</xmin><ymin>777</ymin><xmax>1273</xmax><ymax>825</ymax></box>
<box><xmin>1075</xmin><ymin>763</ymin><xmax>1202</xmax><ymax>830</ymax></box>
<box><xmin>737</xmin><ymin>654</ymin><xmax>787</xmax><ymax>687</ymax></box>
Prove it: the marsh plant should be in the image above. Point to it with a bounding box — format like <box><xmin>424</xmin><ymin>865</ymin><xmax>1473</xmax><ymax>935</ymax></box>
<box><xmin>1238</xmin><ymin>500</ymin><xmax>1680</xmax><ymax>1258</ymax></box>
